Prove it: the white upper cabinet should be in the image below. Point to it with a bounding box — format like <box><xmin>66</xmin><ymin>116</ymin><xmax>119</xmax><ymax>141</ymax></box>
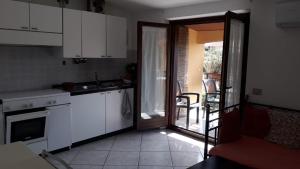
<box><xmin>30</xmin><ymin>3</ymin><xmax>62</xmax><ymax>33</ymax></box>
<box><xmin>82</xmin><ymin>11</ymin><xmax>106</xmax><ymax>58</ymax></box>
<box><xmin>0</xmin><ymin>0</ymin><xmax>29</xmax><ymax>31</ymax></box>
<box><xmin>106</xmin><ymin>15</ymin><xmax>127</xmax><ymax>58</ymax></box>
<box><xmin>63</xmin><ymin>8</ymin><xmax>82</xmax><ymax>58</ymax></box>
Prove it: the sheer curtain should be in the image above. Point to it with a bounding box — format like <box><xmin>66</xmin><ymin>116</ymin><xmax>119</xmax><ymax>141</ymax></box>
<box><xmin>141</xmin><ymin>26</ymin><xmax>167</xmax><ymax>119</ymax></box>
<box><xmin>225</xmin><ymin>19</ymin><xmax>245</xmax><ymax>107</ymax></box>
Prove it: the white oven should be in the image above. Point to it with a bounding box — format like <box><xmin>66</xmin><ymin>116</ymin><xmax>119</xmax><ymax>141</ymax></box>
<box><xmin>6</xmin><ymin>109</ymin><xmax>49</xmax><ymax>144</ymax></box>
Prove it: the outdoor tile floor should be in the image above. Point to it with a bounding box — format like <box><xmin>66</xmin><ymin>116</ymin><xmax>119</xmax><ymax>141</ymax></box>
<box><xmin>53</xmin><ymin>129</ymin><xmax>206</xmax><ymax>169</ymax></box>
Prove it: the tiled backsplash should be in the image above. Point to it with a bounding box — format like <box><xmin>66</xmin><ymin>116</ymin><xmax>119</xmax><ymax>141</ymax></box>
<box><xmin>0</xmin><ymin>46</ymin><xmax>136</xmax><ymax>93</ymax></box>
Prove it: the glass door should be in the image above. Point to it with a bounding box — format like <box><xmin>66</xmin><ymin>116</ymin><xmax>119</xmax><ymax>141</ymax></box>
<box><xmin>169</xmin><ymin>12</ymin><xmax>249</xmax><ymax>136</ymax></box>
<box><xmin>137</xmin><ymin>22</ymin><xmax>170</xmax><ymax>130</ymax></box>
<box><xmin>220</xmin><ymin>11</ymin><xmax>250</xmax><ymax>108</ymax></box>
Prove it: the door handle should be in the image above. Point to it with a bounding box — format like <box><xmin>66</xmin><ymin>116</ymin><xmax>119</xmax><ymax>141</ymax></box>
<box><xmin>226</xmin><ymin>86</ymin><xmax>233</xmax><ymax>90</ymax></box>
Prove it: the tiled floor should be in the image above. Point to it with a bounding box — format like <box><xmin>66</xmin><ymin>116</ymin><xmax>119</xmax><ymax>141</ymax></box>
<box><xmin>52</xmin><ymin>129</ymin><xmax>206</xmax><ymax>169</ymax></box>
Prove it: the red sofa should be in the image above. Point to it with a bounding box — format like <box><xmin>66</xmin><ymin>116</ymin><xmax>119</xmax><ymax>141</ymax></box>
<box><xmin>207</xmin><ymin>104</ymin><xmax>300</xmax><ymax>169</ymax></box>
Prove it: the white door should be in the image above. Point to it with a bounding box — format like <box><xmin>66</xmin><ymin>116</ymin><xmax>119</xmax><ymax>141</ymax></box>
<box><xmin>63</xmin><ymin>8</ymin><xmax>82</xmax><ymax>58</ymax></box>
<box><xmin>106</xmin><ymin>15</ymin><xmax>127</xmax><ymax>58</ymax></box>
<box><xmin>82</xmin><ymin>11</ymin><xmax>106</xmax><ymax>58</ymax></box>
<box><xmin>47</xmin><ymin>105</ymin><xmax>72</xmax><ymax>151</ymax></box>
<box><xmin>30</xmin><ymin>3</ymin><xmax>62</xmax><ymax>33</ymax></box>
<box><xmin>71</xmin><ymin>93</ymin><xmax>106</xmax><ymax>143</ymax></box>
<box><xmin>0</xmin><ymin>0</ymin><xmax>29</xmax><ymax>31</ymax></box>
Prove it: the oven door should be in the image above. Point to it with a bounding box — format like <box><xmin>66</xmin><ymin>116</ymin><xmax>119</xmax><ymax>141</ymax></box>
<box><xmin>6</xmin><ymin>110</ymin><xmax>49</xmax><ymax>144</ymax></box>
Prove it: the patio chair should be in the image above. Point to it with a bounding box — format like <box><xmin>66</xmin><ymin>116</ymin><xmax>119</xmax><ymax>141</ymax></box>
<box><xmin>202</xmin><ymin>79</ymin><xmax>220</xmax><ymax>114</ymax></box>
<box><xmin>176</xmin><ymin>81</ymin><xmax>201</xmax><ymax>129</ymax></box>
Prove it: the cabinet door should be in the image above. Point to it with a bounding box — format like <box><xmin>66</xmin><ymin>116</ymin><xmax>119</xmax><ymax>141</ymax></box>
<box><xmin>0</xmin><ymin>0</ymin><xmax>29</xmax><ymax>31</ymax></box>
<box><xmin>106</xmin><ymin>15</ymin><xmax>127</xmax><ymax>58</ymax></box>
<box><xmin>106</xmin><ymin>89</ymin><xmax>134</xmax><ymax>133</ymax></box>
<box><xmin>47</xmin><ymin>105</ymin><xmax>71</xmax><ymax>151</ymax></box>
<box><xmin>106</xmin><ymin>90</ymin><xmax>123</xmax><ymax>133</ymax></box>
<box><xmin>30</xmin><ymin>3</ymin><xmax>62</xmax><ymax>33</ymax></box>
<box><xmin>71</xmin><ymin>93</ymin><xmax>106</xmax><ymax>143</ymax></box>
<box><xmin>82</xmin><ymin>11</ymin><xmax>106</xmax><ymax>58</ymax></box>
<box><xmin>63</xmin><ymin>8</ymin><xmax>82</xmax><ymax>58</ymax></box>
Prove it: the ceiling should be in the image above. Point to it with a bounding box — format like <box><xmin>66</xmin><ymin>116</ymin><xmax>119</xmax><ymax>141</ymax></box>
<box><xmin>106</xmin><ymin>0</ymin><xmax>222</xmax><ymax>11</ymax></box>
<box><xmin>187</xmin><ymin>22</ymin><xmax>224</xmax><ymax>31</ymax></box>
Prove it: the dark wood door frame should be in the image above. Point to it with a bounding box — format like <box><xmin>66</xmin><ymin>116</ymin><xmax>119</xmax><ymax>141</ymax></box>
<box><xmin>167</xmin><ymin>12</ymin><xmax>250</xmax><ymax>136</ymax></box>
<box><xmin>136</xmin><ymin>22</ymin><xmax>171</xmax><ymax>130</ymax></box>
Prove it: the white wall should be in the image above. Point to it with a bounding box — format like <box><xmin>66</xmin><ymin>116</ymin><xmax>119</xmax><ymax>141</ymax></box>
<box><xmin>246</xmin><ymin>0</ymin><xmax>300</xmax><ymax>109</ymax></box>
<box><xmin>132</xmin><ymin>0</ymin><xmax>300</xmax><ymax>109</ymax></box>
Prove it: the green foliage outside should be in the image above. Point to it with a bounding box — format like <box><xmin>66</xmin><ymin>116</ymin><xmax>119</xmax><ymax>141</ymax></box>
<box><xmin>203</xmin><ymin>44</ymin><xmax>223</xmax><ymax>74</ymax></box>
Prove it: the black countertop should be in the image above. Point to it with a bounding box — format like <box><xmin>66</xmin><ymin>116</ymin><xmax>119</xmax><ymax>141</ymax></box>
<box><xmin>54</xmin><ymin>80</ymin><xmax>135</xmax><ymax>96</ymax></box>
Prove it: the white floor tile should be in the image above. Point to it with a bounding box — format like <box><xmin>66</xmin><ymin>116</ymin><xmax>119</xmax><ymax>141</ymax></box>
<box><xmin>139</xmin><ymin>152</ymin><xmax>172</xmax><ymax>166</ymax></box>
<box><xmin>169</xmin><ymin>140</ymin><xmax>201</xmax><ymax>152</ymax></box>
<box><xmin>71</xmin><ymin>151</ymin><xmax>109</xmax><ymax>165</ymax></box>
<box><xmin>70</xmin><ymin>164</ymin><xmax>103</xmax><ymax>169</ymax></box>
<box><xmin>138</xmin><ymin>166</ymin><xmax>173</xmax><ymax>169</ymax></box>
<box><xmin>171</xmin><ymin>152</ymin><xmax>203</xmax><ymax>167</ymax></box>
<box><xmin>142</xmin><ymin>131</ymin><xmax>168</xmax><ymax>141</ymax></box>
<box><xmin>112</xmin><ymin>139</ymin><xmax>141</xmax><ymax>151</ymax></box>
<box><xmin>141</xmin><ymin>140</ymin><xmax>169</xmax><ymax>152</ymax></box>
<box><xmin>80</xmin><ymin>138</ymin><xmax>115</xmax><ymax>151</ymax></box>
<box><xmin>54</xmin><ymin>148</ymin><xmax>80</xmax><ymax>164</ymax></box>
<box><xmin>103</xmin><ymin>166</ymin><xmax>138</xmax><ymax>169</ymax></box>
<box><xmin>115</xmin><ymin>132</ymin><xmax>142</xmax><ymax>141</ymax></box>
<box><xmin>105</xmin><ymin>151</ymin><xmax>139</xmax><ymax>166</ymax></box>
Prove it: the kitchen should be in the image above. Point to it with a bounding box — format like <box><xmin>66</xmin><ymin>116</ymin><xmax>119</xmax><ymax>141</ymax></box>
<box><xmin>0</xmin><ymin>0</ymin><xmax>209</xmax><ymax>169</ymax></box>
<box><xmin>0</xmin><ymin>0</ymin><xmax>136</xmax><ymax>163</ymax></box>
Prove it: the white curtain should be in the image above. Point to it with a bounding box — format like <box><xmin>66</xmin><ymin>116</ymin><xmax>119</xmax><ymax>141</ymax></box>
<box><xmin>225</xmin><ymin>19</ymin><xmax>245</xmax><ymax>107</ymax></box>
<box><xmin>141</xmin><ymin>26</ymin><xmax>167</xmax><ymax>118</ymax></box>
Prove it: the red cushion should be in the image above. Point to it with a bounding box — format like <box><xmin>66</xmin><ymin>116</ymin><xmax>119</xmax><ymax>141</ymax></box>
<box><xmin>219</xmin><ymin>108</ymin><xmax>241</xmax><ymax>144</ymax></box>
<box><xmin>241</xmin><ymin>105</ymin><xmax>270</xmax><ymax>138</ymax></box>
<box><xmin>209</xmin><ymin>136</ymin><xmax>300</xmax><ymax>169</ymax></box>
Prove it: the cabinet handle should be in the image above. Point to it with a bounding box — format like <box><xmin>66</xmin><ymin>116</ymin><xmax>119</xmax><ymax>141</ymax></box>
<box><xmin>75</xmin><ymin>54</ymin><xmax>81</xmax><ymax>58</ymax></box>
<box><xmin>101</xmin><ymin>55</ymin><xmax>106</xmax><ymax>58</ymax></box>
<box><xmin>107</xmin><ymin>56</ymin><xmax>112</xmax><ymax>58</ymax></box>
<box><xmin>21</xmin><ymin>26</ymin><xmax>28</xmax><ymax>30</ymax></box>
<box><xmin>31</xmin><ymin>27</ymin><xmax>39</xmax><ymax>30</ymax></box>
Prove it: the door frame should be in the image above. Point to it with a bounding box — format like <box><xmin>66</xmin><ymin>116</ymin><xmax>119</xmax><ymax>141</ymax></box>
<box><xmin>168</xmin><ymin>12</ymin><xmax>250</xmax><ymax>136</ymax></box>
<box><xmin>136</xmin><ymin>21</ymin><xmax>171</xmax><ymax>130</ymax></box>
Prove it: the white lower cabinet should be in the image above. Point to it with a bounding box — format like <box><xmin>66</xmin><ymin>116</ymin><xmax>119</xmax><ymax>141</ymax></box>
<box><xmin>70</xmin><ymin>89</ymin><xmax>134</xmax><ymax>144</ymax></box>
<box><xmin>47</xmin><ymin>105</ymin><xmax>72</xmax><ymax>151</ymax></box>
<box><xmin>71</xmin><ymin>92</ymin><xmax>106</xmax><ymax>143</ymax></box>
<box><xmin>106</xmin><ymin>89</ymin><xmax>134</xmax><ymax>133</ymax></box>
